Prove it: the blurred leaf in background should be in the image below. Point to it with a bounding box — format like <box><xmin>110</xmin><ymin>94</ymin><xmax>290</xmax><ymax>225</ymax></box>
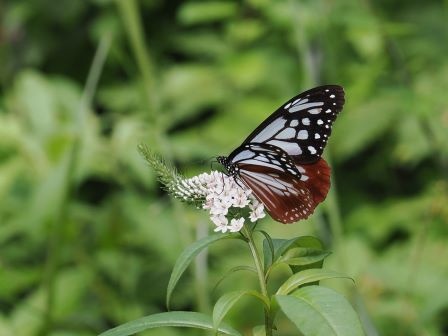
<box><xmin>0</xmin><ymin>0</ymin><xmax>447</xmax><ymax>335</ymax></box>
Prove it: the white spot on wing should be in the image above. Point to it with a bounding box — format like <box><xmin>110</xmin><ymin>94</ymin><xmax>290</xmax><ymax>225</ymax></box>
<box><xmin>288</xmin><ymin>101</ymin><xmax>324</xmax><ymax>113</ymax></box>
<box><xmin>297</xmin><ymin>130</ymin><xmax>308</xmax><ymax>139</ymax></box>
<box><xmin>317</xmin><ymin>119</ymin><xmax>323</xmax><ymax>125</ymax></box>
<box><xmin>232</xmin><ymin>150</ymin><xmax>255</xmax><ymax>162</ymax></box>
<box><xmin>257</xmin><ymin>156</ymin><xmax>270</xmax><ymax>162</ymax></box>
<box><xmin>296</xmin><ymin>166</ymin><xmax>305</xmax><ymax>173</ymax></box>
<box><xmin>276</xmin><ymin>127</ymin><xmax>295</xmax><ymax>139</ymax></box>
<box><xmin>268</xmin><ymin>140</ymin><xmax>302</xmax><ymax>155</ymax></box>
<box><xmin>292</xmin><ymin>98</ymin><xmax>308</xmax><ymax>106</ymax></box>
<box><xmin>315</xmin><ymin>133</ymin><xmax>321</xmax><ymax>139</ymax></box>
<box><xmin>239</xmin><ymin>159</ymin><xmax>284</xmax><ymax>171</ymax></box>
<box><xmin>308</xmin><ymin>146</ymin><xmax>317</xmax><ymax>154</ymax></box>
<box><xmin>290</xmin><ymin>119</ymin><xmax>299</xmax><ymax>127</ymax></box>
<box><xmin>308</xmin><ymin>108</ymin><xmax>322</xmax><ymax>114</ymax></box>
<box><xmin>330</xmin><ymin>94</ymin><xmax>335</xmax><ymax>98</ymax></box>
<box><xmin>302</xmin><ymin>118</ymin><xmax>310</xmax><ymax>126</ymax></box>
<box><xmin>250</xmin><ymin>117</ymin><xmax>286</xmax><ymax>142</ymax></box>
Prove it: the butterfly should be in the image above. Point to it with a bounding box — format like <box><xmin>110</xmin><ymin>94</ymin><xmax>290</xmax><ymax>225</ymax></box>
<box><xmin>217</xmin><ymin>85</ymin><xmax>345</xmax><ymax>224</ymax></box>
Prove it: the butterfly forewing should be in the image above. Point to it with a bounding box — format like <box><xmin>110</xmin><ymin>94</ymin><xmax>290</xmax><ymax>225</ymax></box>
<box><xmin>228</xmin><ymin>143</ymin><xmax>300</xmax><ymax>176</ymax></box>
<box><xmin>240</xmin><ymin>85</ymin><xmax>344</xmax><ymax>163</ymax></box>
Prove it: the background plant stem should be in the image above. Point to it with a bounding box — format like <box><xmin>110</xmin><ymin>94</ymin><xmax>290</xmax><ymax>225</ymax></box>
<box><xmin>40</xmin><ymin>34</ymin><xmax>111</xmax><ymax>335</ymax></box>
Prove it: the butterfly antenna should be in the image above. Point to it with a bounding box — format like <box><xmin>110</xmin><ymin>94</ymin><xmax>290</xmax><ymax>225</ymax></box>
<box><xmin>235</xmin><ymin>178</ymin><xmax>245</xmax><ymax>190</ymax></box>
<box><xmin>218</xmin><ymin>172</ymin><xmax>225</xmax><ymax>195</ymax></box>
<box><xmin>190</xmin><ymin>156</ymin><xmax>215</xmax><ymax>166</ymax></box>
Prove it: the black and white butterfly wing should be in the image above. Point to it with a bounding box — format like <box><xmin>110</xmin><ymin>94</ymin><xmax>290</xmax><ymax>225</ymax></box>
<box><xmin>239</xmin><ymin>85</ymin><xmax>345</xmax><ymax>164</ymax></box>
<box><xmin>226</xmin><ymin>144</ymin><xmax>331</xmax><ymax>223</ymax></box>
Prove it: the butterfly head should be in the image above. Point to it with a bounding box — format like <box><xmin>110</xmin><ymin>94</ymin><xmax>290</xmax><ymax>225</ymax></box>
<box><xmin>216</xmin><ymin>155</ymin><xmax>236</xmax><ymax>176</ymax></box>
<box><xmin>216</xmin><ymin>156</ymin><xmax>226</xmax><ymax>165</ymax></box>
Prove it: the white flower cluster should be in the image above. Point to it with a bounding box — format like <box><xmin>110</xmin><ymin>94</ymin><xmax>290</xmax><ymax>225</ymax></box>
<box><xmin>171</xmin><ymin>171</ymin><xmax>265</xmax><ymax>233</ymax></box>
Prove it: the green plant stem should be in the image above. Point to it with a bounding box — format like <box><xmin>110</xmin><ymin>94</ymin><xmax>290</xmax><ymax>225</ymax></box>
<box><xmin>194</xmin><ymin>220</ymin><xmax>211</xmax><ymax>314</ymax></box>
<box><xmin>242</xmin><ymin>225</ymin><xmax>273</xmax><ymax>336</ymax></box>
<box><xmin>116</xmin><ymin>2</ymin><xmax>200</xmax><ymax>325</ymax></box>
<box><xmin>115</xmin><ymin>0</ymin><xmax>156</xmax><ymax>115</ymax></box>
<box><xmin>115</xmin><ymin>0</ymin><xmax>173</xmax><ymax>159</ymax></box>
<box><xmin>40</xmin><ymin>34</ymin><xmax>111</xmax><ymax>336</ymax></box>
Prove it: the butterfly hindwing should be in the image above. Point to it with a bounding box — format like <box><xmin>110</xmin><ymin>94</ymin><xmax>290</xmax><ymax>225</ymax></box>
<box><xmin>294</xmin><ymin>158</ymin><xmax>331</xmax><ymax>205</ymax></box>
<box><xmin>226</xmin><ymin>144</ymin><xmax>331</xmax><ymax>224</ymax></box>
<box><xmin>239</xmin><ymin>165</ymin><xmax>314</xmax><ymax>223</ymax></box>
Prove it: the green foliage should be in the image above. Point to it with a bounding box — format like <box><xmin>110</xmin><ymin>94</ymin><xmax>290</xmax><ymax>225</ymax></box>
<box><xmin>1</xmin><ymin>0</ymin><xmax>447</xmax><ymax>335</ymax></box>
<box><xmin>276</xmin><ymin>287</ymin><xmax>364</xmax><ymax>336</ymax></box>
<box><xmin>105</xmin><ymin>226</ymin><xmax>359</xmax><ymax>335</ymax></box>
<box><xmin>166</xmin><ymin>233</ymin><xmax>240</xmax><ymax>309</ymax></box>
<box><xmin>98</xmin><ymin>311</ymin><xmax>240</xmax><ymax>336</ymax></box>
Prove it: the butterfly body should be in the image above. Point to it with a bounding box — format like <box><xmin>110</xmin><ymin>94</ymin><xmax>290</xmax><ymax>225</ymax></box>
<box><xmin>218</xmin><ymin>85</ymin><xmax>345</xmax><ymax>224</ymax></box>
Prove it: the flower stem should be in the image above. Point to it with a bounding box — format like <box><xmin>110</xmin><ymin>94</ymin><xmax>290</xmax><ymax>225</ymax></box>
<box><xmin>242</xmin><ymin>225</ymin><xmax>273</xmax><ymax>336</ymax></box>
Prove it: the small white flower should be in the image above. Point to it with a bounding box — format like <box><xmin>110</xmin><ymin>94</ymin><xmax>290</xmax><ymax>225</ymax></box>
<box><xmin>249</xmin><ymin>199</ymin><xmax>266</xmax><ymax>222</ymax></box>
<box><xmin>211</xmin><ymin>214</ymin><xmax>228</xmax><ymax>227</ymax></box>
<box><xmin>233</xmin><ymin>188</ymin><xmax>251</xmax><ymax>208</ymax></box>
<box><xmin>228</xmin><ymin>217</ymin><xmax>245</xmax><ymax>232</ymax></box>
<box><xmin>214</xmin><ymin>226</ymin><xmax>228</xmax><ymax>233</ymax></box>
<box><xmin>213</xmin><ymin>216</ymin><xmax>229</xmax><ymax>233</ymax></box>
<box><xmin>171</xmin><ymin>170</ymin><xmax>266</xmax><ymax>232</ymax></box>
<box><xmin>211</xmin><ymin>204</ymin><xmax>229</xmax><ymax>216</ymax></box>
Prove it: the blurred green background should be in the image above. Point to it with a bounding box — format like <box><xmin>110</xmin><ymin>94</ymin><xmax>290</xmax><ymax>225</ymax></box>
<box><xmin>1</xmin><ymin>0</ymin><xmax>447</xmax><ymax>335</ymax></box>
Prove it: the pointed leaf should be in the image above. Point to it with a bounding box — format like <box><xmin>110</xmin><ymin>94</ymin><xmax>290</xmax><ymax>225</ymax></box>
<box><xmin>263</xmin><ymin>236</ymin><xmax>323</xmax><ymax>269</ymax></box>
<box><xmin>257</xmin><ymin>230</ymin><xmax>274</xmax><ymax>268</ymax></box>
<box><xmin>288</xmin><ymin>238</ymin><xmax>325</xmax><ymax>274</ymax></box>
<box><xmin>213</xmin><ymin>266</ymin><xmax>257</xmax><ymax>293</ymax></box>
<box><xmin>213</xmin><ymin>290</ymin><xmax>269</xmax><ymax>328</ymax></box>
<box><xmin>167</xmin><ymin>233</ymin><xmax>239</xmax><ymax>308</ymax></box>
<box><xmin>275</xmin><ymin>286</ymin><xmax>364</xmax><ymax>336</ymax></box>
<box><xmin>280</xmin><ymin>248</ymin><xmax>331</xmax><ymax>266</ymax></box>
<box><xmin>276</xmin><ymin>269</ymin><xmax>352</xmax><ymax>295</ymax></box>
<box><xmin>99</xmin><ymin>311</ymin><xmax>241</xmax><ymax>336</ymax></box>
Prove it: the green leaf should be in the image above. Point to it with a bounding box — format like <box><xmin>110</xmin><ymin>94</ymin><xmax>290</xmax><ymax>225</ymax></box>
<box><xmin>275</xmin><ymin>286</ymin><xmax>365</xmax><ymax>336</ymax></box>
<box><xmin>166</xmin><ymin>233</ymin><xmax>239</xmax><ymax>308</ymax></box>
<box><xmin>178</xmin><ymin>2</ymin><xmax>238</xmax><ymax>25</ymax></box>
<box><xmin>276</xmin><ymin>269</ymin><xmax>352</xmax><ymax>295</ymax></box>
<box><xmin>279</xmin><ymin>248</ymin><xmax>331</xmax><ymax>266</ymax></box>
<box><xmin>213</xmin><ymin>266</ymin><xmax>257</xmax><ymax>292</ymax></box>
<box><xmin>98</xmin><ymin>311</ymin><xmax>241</xmax><ymax>336</ymax></box>
<box><xmin>257</xmin><ymin>230</ymin><xmax>274</xmax><ymax>268</ymax></box>
<box><xmin>213</xmin><ymin>290</ymin><xmax>269</xmax><ymax>328</ymax></box>
<box><xmin>263</xmin><ymin>236</ymin><xmax>323</xmax><ymax>269</ymax></box>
